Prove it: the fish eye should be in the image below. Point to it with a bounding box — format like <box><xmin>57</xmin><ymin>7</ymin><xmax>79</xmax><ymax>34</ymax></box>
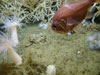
<box><xmin>52</xmin><ymin>24</ymin><xmax>57</xmax><ymax>30</ymax></box>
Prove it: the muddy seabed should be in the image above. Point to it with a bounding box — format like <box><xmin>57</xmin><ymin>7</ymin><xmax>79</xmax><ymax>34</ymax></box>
<box><xmin>0</xmin><ymin>23</ymin><xmax>100</xmax><ymax>75</ymax></box>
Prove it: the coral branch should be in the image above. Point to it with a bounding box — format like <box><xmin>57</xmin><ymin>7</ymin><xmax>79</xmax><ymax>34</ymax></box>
<box><xmin>0</xmin><ymin>0</ymin><xmax>61</xmax><ymax>24</ymax></box>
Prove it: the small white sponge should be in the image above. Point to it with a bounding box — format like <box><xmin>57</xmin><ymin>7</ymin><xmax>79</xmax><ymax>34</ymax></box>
<box><xmin>47</xmin><ymin>65</ymin><xmax>56</xmax><ymax>75</ymax></box>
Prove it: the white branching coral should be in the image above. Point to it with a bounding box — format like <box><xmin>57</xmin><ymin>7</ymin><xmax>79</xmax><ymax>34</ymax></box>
<box><xmin>0</xmin><ymin>0</ymin><xmax>61</xmax><ymax>23</ymax></box>
<box><xmin>88</xmin><ymin>3</ymin><xmax>100</xmax><ymax>23</ymax></box>
<box><xmin>0</xmin><ymin>32</ymin><xmax>22</xmax><ymax>65</ymax></box>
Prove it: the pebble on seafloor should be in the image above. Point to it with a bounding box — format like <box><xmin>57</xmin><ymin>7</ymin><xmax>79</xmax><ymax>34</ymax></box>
<box><xmin>25</xmin><ymin>33</ymin><xmax>47</xmax><ymax>47</ymax></box>
<box><xmin>67</xmin><ymin>32</ymin><xmax>72</xmax><ymax>35</ymax></box>
<box><xmin>77</xmin><ymin>51</ymin><xmax>80</xmax><ymax>54</ymax></box>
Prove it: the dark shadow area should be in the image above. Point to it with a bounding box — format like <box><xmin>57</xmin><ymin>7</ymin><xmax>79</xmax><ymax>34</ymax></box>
<box><xmin>0</xmin><ymin>64</ymin><xmax>15</xmax><ymax>75</ymax></box>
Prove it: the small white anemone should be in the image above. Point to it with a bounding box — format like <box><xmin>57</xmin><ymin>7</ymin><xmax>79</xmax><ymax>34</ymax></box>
<box><xmin>3</xmin><ymin>15</ymin><xmax>23</xmax><ymax>46</ymax></box>
<box><xmin>0</xmin><ymin>32</ymin><xmax>11</xmax><ymax>60</ymax></box>
<box><xmin>3</xmin><ymin>15</ymin><xmax>22</xmax><ymax>29</ymax></box>
<box><xmin>0</xmin><ymin>32</ymin><xmax>22</xmax><ymax>65</ymax></box>
<box><xmin>0</xmin><ymin>31</ymin><xmax>12</xmax><ymax>52</ymax></box>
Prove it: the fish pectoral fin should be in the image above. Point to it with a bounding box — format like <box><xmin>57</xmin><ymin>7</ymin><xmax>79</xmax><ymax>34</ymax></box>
<box><xmin>67</xmin><ymin>17</ymin><xmax>80</xmax><ymax>26</ymax></box>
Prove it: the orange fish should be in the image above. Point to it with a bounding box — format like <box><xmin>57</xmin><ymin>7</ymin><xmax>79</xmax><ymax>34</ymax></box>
<box><xmin>51</xmin><ymin>0</ymin><xmax>99</xmax><ymax>34</ymax></box>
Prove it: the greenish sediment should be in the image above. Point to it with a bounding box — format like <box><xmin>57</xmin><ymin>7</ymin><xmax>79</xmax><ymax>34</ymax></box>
<box><xmin>0</xmin><ymin>23</ymin><xmax>100</xmax><ymax>75</ymax></box>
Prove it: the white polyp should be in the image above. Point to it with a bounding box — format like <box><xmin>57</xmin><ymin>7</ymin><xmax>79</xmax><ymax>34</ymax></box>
<box><xmin>47</xmin><ymin>65</ymin><xmax>56</xmax><ymax>75</ymax></box>
<box><xmin>8</xmin><ymin>47</ymin><xmax>22</xmax><ymax>65</ymax></box>
<box><xmin>11</xmin><ymin>26</ymin><xmax>18</xmax><ymax>47</ymax></box>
